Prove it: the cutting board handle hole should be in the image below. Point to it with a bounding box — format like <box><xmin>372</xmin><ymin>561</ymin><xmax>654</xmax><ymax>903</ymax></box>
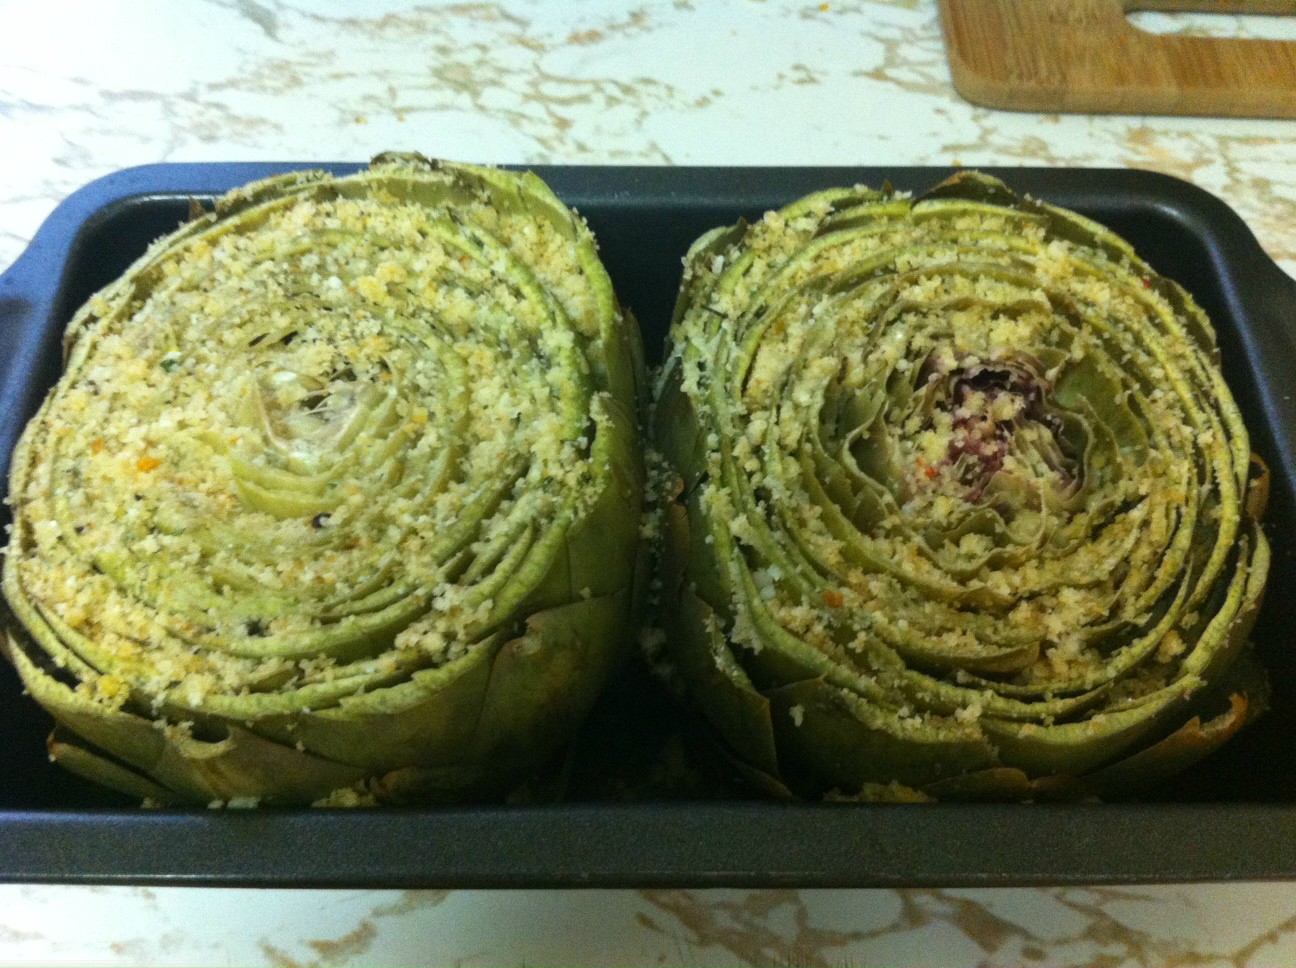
<box><xmin>1127</xmin><ymin>9</ymin><xmax>1296</xmax><ymax>41</ymax></box>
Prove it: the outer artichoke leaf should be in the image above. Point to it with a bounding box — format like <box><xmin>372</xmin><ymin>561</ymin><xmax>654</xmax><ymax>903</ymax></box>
<box><xmin>1023</xmin><ymin>196</ymin><xmax>1139</xmax><ymax>264</ymax></box>
<box><xmin>555</xmin><ymin>395</ymin><xmax>644</xmax><ymax>601</ymax></box>
<box><xmin>695</xmin><ymin>731</ymin><xmax>798</xmax><ymax>801</ymax></box>
<box><xmin>668</xmin><ymin>223</ymin><xmax>747</xmax><ymax>332</ymax></box>
<box><xmin>613</xmin><ymin>305</ymin><xmax>649</xmax><ymax>429</ymax></box>
<box><xmin>232</xmin><ymin>474</ymin><xmax>354</xmax><ymax>520</ymax></box>
<box><xmin>47</xmin><ymin>728</ymin><xmax>173</xmax><ymax>804</ymax></box>
<box><xmin>653</xmin><ymin>364</ymin><xmax>711</xmax><ymax>497</ymax></box>
<box><xmin>193</xmin><ymin>595</ymin><xmax>434</xmax><ymax>663</ymax></box>
<box><xmin>11</xmin><ymin>641</ymin><xmax>366</xmax><ymax>804</ymax></box>
<box><xmin>766</xmin><ymin>678</ymin><xmax>998</xmax><ymax>796</ymax></box>
<box><xmin>1145</xmin><ymin>274</ymin><xmax>1219</xmax><ymax>360</ymax></box>
<box><xmin>474</xmin><ymin>590</ymin><xmax>631</xmax><ymax>763</ymax></box>
<box><xmin>815</xmin><ymin>199</ymin><xmax>917</xmax><ymax>237</ymax></box>
<box><xmin>682</xmin><ymin>496</ymin><xmax>740</xmax><ymax>623</ymax></box>
<box><xmin>124</xmin><ymin>718</ymin><xmax>368</xmax><ymax>806</ymax></box>
<box><xmin>248</xmin><ymin>634</ymin><xmax>501</xmax><ymax>774</ymax></box>
<box><xmin>859</xmin><ymin>636</ymin><xmax>1110</xmax><ymax>724</ymax></box>
<box><xmin>1178</xmin><ymin>531</ymin><xmax>1269</xmax><ymax>685</ymax></box>
<box><xmin>372</xmin><ymin>589</ymin><xmax>632</xmax><ymax>801</ymax></box>
<box><xmin>980</xmin><ymin>684</ymin><xmax>1193</xmax><ymax>780</ymax></box>
<box><xmin>670</xmin><ymin>586</ymin><xmax>780</xmax><ymax>778</ymax></box>
<box><xmin>212</xmin><ymin>168</ymin><xmax>334</xmax><ymax>218</ymax></box>
<box><xmin>1082</xmin><ymin>691</ymin><xmax>1253</xmax><ymax>799</ymax></box>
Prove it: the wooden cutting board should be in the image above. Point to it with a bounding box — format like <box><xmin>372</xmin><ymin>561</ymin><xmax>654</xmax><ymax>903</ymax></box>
<box><xmin>938</xmin><ymin>0</ymin><xmax>1296</xmax><ymax>117</ymax></box>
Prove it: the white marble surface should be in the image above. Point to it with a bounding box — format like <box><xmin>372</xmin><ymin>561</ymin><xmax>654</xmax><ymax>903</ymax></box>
<box><xmin>5</xmin><ymin>1</ymin><xmax>1296</xmax><ymax>965</ymax></box>
<box><xmin>7</xmin><ymin>883</ymin><xmax>1296</xmax><ymax>967</ymax></box>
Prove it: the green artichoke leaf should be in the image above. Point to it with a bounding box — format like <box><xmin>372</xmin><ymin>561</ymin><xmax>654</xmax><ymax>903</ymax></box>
<box><xmin>6</xmin><ymin>632</ymin><xmax>367</xmax><ymax>803</ymax></box>
<box><xmin>370</xmin><ymin>587</ymin><xmax>633</xmax><ymax>802</ymax></box>
<box><xmin>1083</xmin><ymin>650</ymin><xmax>1268</xmax><ymax>797</ymax></box>
<box><xmin>766</xmin><ymin>678</ymin><xmax>999</xmax><ymax>794</ymax></box>
<box><xmin>48</xmin><ymin>728</ymin><xmax>175</xmax><ymax>804</ymax></box>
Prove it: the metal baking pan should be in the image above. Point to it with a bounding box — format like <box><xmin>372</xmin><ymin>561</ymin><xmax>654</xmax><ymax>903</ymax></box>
<box><xmin>1</xmin><ymin>164</ymin><xmax>1295</xmax><ymax>888</ymax></box>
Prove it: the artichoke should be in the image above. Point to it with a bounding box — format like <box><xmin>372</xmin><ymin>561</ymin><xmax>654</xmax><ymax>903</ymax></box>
<box><xmin>653</xmin><ymin>171</ymin><xmax>1269</xmax><ymax>801</ymax></box>
<box><xmin>2</xmin><ymin>155</ymin><xmax>644</xmax><ymax>806</ymax></box>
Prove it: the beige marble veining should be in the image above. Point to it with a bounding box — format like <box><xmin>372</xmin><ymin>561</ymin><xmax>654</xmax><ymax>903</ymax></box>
<box><xmin>7</xmin><ymin>883</ymin><xmax>1296</xmax><ymax>966</ymax></box>
<box><xmin>4</xmin><ymin>2</ymin><xmax>1296</xmax><ymax>966</ymax></box>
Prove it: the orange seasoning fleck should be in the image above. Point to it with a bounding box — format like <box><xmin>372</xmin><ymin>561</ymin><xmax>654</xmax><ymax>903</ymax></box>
<box><xmin>90</xmin><ymin>438</ymin><xmax>105</xmax><ymax>454</ymax></box>
<box><xmin>821</xmin><ymin>589</ymin><xmax>844</xmax><ymax>609</ymax></box>
<box><xmin>136</xmin><ymin>455</ymin><xmax>161</xmax><ymax>472</ymax></box>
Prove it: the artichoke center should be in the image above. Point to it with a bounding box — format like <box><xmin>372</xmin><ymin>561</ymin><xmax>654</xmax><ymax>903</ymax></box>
<box><xmin>945</xmin><ymin>364</ymin><xmax>1048</xmax><ymax>498</ymax></box>
<box><xmin>256</xmin><ymin>367</ymin><xmax>363</xmax><ymax>458</ymax></box>
<box><xmin>899</xmin><ymin>353</ymin><xmax>1080</xmax><ymax>509</ymax></box>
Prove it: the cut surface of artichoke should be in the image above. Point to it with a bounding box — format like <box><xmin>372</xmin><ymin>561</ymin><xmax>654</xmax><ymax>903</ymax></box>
<box><xmin>2</xmin><ymin>155</ymin><xmax>644</xmax><ymax>806</ymax></box>
<box><xmin>653</xmin><ymin>171</ymin><xmax>1269</xmax><ymax>801</ymax></box>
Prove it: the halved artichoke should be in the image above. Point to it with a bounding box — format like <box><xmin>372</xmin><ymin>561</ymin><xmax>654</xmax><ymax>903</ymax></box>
<box><xmin>653</xmin><ymin>172</ymin><xmax>1269</xmax><ymax>800</ymax></box>
<box><xmin>2</xmin><ymin>155</ymin><xmax>644</xmax><ymax>805</ymax></box>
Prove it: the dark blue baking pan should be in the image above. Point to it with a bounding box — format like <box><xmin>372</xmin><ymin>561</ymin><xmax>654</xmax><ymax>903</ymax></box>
<box><xmin>2</xmin><ymin>164</ymin><xmax>1296</xmax><ymax>888</ymax></box>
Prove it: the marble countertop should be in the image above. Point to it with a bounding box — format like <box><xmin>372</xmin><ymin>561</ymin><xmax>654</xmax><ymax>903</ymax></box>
<box><xmin>4</xmin><ymin>1</ymin><xmax>1296</xmax><ymax>965</ymax></box>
